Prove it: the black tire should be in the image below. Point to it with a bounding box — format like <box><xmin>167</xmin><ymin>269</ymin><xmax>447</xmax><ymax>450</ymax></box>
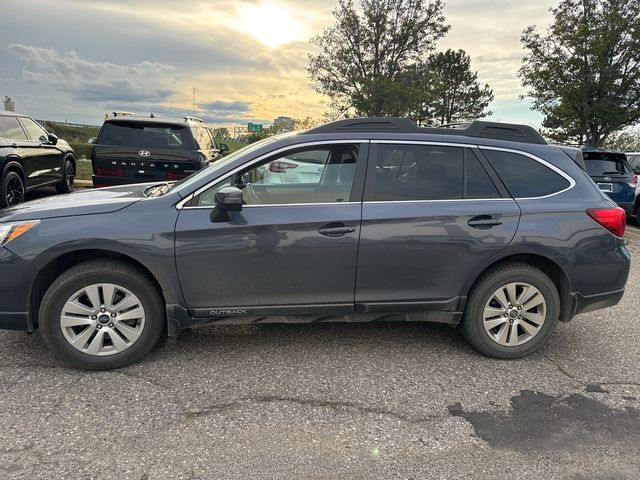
<box><xmin>0</xmin><ymin>170</ymin><xmax>25</xmax><ymax>208</ymax></box>
<box><xmin>39</xmin><ymin>260</ymin><xmax>165</xmax><ymax>370</ymax></box>
<box><xmin>462</xmin><ymin>262</ymin><xmax>560</xmax><ymax>359</ymax></box>
<box><xmin>56</xmin><ymin>157</ymin><xmax>75</xmax><ymax>194</ymax></box>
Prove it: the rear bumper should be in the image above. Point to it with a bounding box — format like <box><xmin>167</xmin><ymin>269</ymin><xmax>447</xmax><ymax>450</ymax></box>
<box><xmin>0</xmin><ymin>247</ymin><xmax>40</xmax><ymax>332</ymax></box>
<box><xmin>616</xmin><ymin>202</ymin><xmax>634</xmax><ymax>214</ymax></box>
<box><xmin>570</xmin><ymin>288</ymin><xmax>626</xmax><ymax>318</ymax></box>
<box><xmin>92</xmin><ymin>176</ymin><xmax>146</xmax><ymax>188</ymax></box>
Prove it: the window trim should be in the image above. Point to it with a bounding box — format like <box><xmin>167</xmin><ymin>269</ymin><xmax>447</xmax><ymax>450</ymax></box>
<box><xmin>479</xmin><ymin>146</ymin><xmax>576</xmax><ymax>200</ymax></box>
<box><xmin>177</xmin><ymin>140</ymin><xmax>368</xmax><ymax>209</ymax></box>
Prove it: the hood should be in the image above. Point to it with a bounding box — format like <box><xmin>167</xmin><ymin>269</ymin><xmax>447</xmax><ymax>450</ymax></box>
<box><xmin>0</xmin><ymin>183</ymin><xmax>150</xmax><ymax>222</ymax></box>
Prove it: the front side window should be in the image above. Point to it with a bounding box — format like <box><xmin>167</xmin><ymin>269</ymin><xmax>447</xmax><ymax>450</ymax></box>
<box><xmin>483</xmin><ymin>149</ymin><xmax>571</xmax><ymax>198</ymax></box>
<box><xmin>19</xmin><ymin>118</ymin><xmax>48</xmax><ymax>142</ymax></box>
<box><xmin>372</xmin><ymin>144</ymin><xmax>464</xmax><ymax>201</ymax></box>
<box><xmin>0</xmin><ymin>116</ymin><xmax>27</xmax><ymax>140</ymax></box>
<box><xmin>97</xmin><ymin>122</ymin><xmax>195</xmax><ymax>150</ymax></box>
<box><xmin>194</xmin><ymin>144</ymin><xmax>360</xmax><ymax>206</ymax></box>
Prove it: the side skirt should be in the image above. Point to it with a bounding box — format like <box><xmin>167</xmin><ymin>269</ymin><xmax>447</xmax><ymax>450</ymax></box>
<box><xmin>166</xmin><ymin>301</ymin><xmax>463</xmax><ymax>336</ymax></box>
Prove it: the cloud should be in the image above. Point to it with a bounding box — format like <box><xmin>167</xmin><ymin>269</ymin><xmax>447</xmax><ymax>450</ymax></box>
<box><xmin>200</xmin><ymin>100</ymin><xmax>251</xmax><ymax>114</ymax></box>
<box><xmin>8</xmin><ymin>44</ymin><xmax>177</xmax><ymax>103</ymax></box>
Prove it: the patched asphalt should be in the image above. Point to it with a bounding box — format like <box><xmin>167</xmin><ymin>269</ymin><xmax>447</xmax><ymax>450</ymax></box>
<box><xmin>0</xmin><ymin>230</ymin><xmax>638</xmax><ymax>479</ymax></box>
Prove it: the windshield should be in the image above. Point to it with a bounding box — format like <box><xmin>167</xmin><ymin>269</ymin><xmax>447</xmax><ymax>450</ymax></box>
<box><xmin>168</xmin><ymin>137</ymin><xmax>279</xmax><ymax>194</ymax></box>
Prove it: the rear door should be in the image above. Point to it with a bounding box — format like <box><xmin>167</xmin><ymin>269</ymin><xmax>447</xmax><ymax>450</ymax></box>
<box><xmin>18</xmin><ymin>117</ymin><xmax>64</xmax><ymax>185</ymax></box>
<box><xmin>93</xmin><ymin>121</ymin><xmax>200</xmax><ymax>183</ymax></box>
<box><xmin>0</xmin><ymin>116</ymin><xmax>44</xmax><ymax>188</ymax></box>
<box><xmin>355</xmin><ymin>142</ymin><xmax>520</xmax><ymax>313</ymax></box>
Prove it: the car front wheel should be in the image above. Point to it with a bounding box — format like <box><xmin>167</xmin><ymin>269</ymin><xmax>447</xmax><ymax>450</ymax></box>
<box><xmin>462</xmin><ymin>262</ymin><xmax>560</xmax><ymax>359</ymax></box>
<box><xmin>39</xmin><ymin>260</ymin><xmax>164</xmax><ymax>370</ymax></box>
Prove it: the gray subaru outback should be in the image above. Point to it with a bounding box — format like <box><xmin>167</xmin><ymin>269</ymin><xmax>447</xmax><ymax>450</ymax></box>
<box><xmin>0</xmin><ymin>118</ymin><xmax>630</xmax><ymax>370</ymax></box>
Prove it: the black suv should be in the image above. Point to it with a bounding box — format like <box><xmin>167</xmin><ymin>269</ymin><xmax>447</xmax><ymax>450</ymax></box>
<box><xmin>0</xmin><ymin>111</ymin><xmax>76</xmax><ymax>208</ymax></box>
<box><xmin>0</xmin><ymin>118</ymin><xmax>630</xmax><ymax>370</ymax></box>
<box><xmin>91</xmin><ymin>113</ymin><xmax>227</xmax><ymax>187</ymax></box>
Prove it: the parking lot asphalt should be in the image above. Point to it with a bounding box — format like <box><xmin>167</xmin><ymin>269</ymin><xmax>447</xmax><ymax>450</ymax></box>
<box><xmin>0</xmin><ymin>229</ymin><xmax>639</xmax><ymax>479</ymax></box>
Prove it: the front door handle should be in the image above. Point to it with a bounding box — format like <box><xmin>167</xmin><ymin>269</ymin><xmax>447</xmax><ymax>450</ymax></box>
<box><xmin>468</xmin><ymin>215</ymin><xmax>503</xmax><ymax>229</ymax></box>
<box><xmin>318</xmin><ymin>223</ymin><xmax>356</xmax><ymax>237</ymax></box>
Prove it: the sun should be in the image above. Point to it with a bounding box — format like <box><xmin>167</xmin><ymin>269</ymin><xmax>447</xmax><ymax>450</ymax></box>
<box><xmin>238</xmin><ymin>2</ymin><xmax>304</xmax><ymax>48</ymax></box>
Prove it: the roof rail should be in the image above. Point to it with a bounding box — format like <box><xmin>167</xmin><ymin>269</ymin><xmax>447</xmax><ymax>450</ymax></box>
<box><xmin>110</xmin><ymin>111</ymin><xmax>141</xmax><ymax>118</ymax></box>
<box><xmin>302</xmin><ymin>117</ymin><xmax>547</xmax><ymax>145</ymax></box>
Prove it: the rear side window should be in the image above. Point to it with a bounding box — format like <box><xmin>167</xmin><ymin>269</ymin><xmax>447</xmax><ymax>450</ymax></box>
<box><xmin>97</xmin><ymin>122</ymin><xmax>195</xmax><ymax>150</ymax></box>
<box><xmin>193</xmin><ymin>127</ymin><xmax>214</xmax><ymax>151</ymax></box>
<box><xmin>583</xmin><ymin>152</ymin><xmax>630</xmax><ymax>177</ymax></box>
<box><xmin>0</xmin><ymin>116</ymin><xmax>27</xmax><ymax>140</ymax></box>
<box><xmin>483</xmin><ymin>150</ymin><xmax>570</xmax><ymax>198</ymax></box>
<box><xmin>371</xmin><ymin>145</ymin><xmax>501</xmax><ymax>201</ymax></box>
<box><xmin>373</xmin><ymin>144</ymin><xmax>464</xmax><ymax>201</ymax></box>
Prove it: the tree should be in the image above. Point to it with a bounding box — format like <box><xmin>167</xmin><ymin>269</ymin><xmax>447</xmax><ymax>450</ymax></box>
<box><xmin>519</xmin><ymin>0</ymin><xmax>640</xmax><ymax>145</ymax></box>
<box><xmin>606</xmin><ymin>129</ymin><xmax>640</xmax><ymax>151</ymax></box>
<box><xmin>407</xmin><ymin>49</ymin><xmax>494</xmax><ymax>126</ymax></box>
<box><xmin>308</xmin><ymin>0</ymin><xmax>449</xmax><ymax>117</ymax></box>
<box><xmin>211</xmin><ymin>127</ymin><xmax>229</xmax><ymax>140</ymax></box>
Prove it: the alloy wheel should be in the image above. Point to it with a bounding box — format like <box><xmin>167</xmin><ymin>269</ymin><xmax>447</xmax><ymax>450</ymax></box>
<box><xmin>65</xmin><ymin>163</ymin><xmax>75</xmax><ymax>189</ymax></box>
<box><xmin>482</xmin><ymin>282</ymin><xmax>547</xmax><ymax>347</ymax></box>
<box><xmin>60</xmin><ymin>283</ymin><xmax>146</xmax><ymax>356</ymax></box>
<box><xmin>6</xmin><ymin>177</ymin><xmax>24</xmax><ymax>206</ymax></box>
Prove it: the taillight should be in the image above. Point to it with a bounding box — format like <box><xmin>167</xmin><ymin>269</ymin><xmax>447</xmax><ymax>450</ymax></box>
<box><xmin>269</xmin><ymin>160</ymin><xmax>298</xmax><ymax>173</ymax></box>
<box><xmin>167</xmin><ymin>170</ymin><xmax>190</xmax><ymax>180</ymax></box>
<box><xmin>586</xmin><ymin>207</ymin><xmax>626</xmax><ymax>237</ymax></box>
<box><xmin>94</xmin><ymin>167</ymin><xmax>124</xmax><ymax>177</ymax></box>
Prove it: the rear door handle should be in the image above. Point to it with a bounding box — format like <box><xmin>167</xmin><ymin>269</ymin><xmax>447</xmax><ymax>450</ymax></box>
<box><xmin>318</xmin><ymin>223</ymin><xmax>356</xmax><ymax>237</ymax></box>
<box><xmin>468</xmin><ymin>215</ymin><xmax>503</xmax><ymax>229</ymax></box>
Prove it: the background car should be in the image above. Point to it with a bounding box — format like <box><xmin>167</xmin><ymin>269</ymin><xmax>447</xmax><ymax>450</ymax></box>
<box><xmin>90</xmin><ymin>113</ymin><xmax>228</xmax><ymax>187</ymax></box>
<box><xmin>582</xmin><ymin>147</ymin><xmax>636</xmax><ymax>215</ymax></box>
<box><xmin>0</xmin><ymin>111</ymin><xmax>76</xmax><ymax>208</ymax></box>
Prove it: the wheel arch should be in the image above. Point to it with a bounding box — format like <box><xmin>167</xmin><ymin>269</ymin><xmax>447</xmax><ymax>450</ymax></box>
<box><xmin>30</xmin><ymin>249</ymin><xmax>166</xmax><ymax>329</ymax></box>
<box><xmin>1</xmin><ymin>158</ymin><xmax>26</xmax><ymax>183</ymax></box>
<box><xmin>462</xmin><ymin>252</ymin><xmax>573</xmax><ymax>323</ymax></box>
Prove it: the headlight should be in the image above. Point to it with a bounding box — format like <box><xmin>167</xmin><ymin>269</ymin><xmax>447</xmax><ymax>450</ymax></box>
<box><xmin>0</xmin><ymin>221</ymin><xmax>40</xmax><ymax>246</ymax></box>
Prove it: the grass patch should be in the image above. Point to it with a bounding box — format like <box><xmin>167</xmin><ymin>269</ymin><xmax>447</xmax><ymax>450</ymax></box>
<box><xmin>76</xmin><ymin>160</ymin><xmax>93</xmax><ymax>181</ymax></box>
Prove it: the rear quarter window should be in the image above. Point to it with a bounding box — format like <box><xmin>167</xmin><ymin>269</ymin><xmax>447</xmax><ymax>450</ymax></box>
<box><xmin>483</xmin><ymin>149</ymin><xmax>571</xmax><ymax>198</ymax></box>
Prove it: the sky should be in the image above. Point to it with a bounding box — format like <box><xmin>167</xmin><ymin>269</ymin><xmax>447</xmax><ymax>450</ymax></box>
<box><xmin>0</xmin><ymin>0</ymin><xmax>557</xmax><ymax>128</ymax></box>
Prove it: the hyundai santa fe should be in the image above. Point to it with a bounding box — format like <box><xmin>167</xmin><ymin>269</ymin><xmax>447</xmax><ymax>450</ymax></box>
<box><xmin>0</xmin><ymin>118</ymin><xmax>630</xmax><ymax>370</ymax></box>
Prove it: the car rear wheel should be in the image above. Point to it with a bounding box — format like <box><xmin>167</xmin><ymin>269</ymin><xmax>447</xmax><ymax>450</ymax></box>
<box><xmin>462</xmin><ymin>262</ymin><xmax>560</xmax><ymax>358</ymax></box>
<box><xmin>56</xmin><ymin>158</ymin><xmax>75</xmax><ymax>194</ymax></box>
<box><xmin>39</xmin><ymin>260</ymin><xmax>164</xmax><ymax>370</ymax></box>
<box><xmin>0</xmin><ymin>170</ymin><xmax>25</xmax><ymax>208</ymax></box>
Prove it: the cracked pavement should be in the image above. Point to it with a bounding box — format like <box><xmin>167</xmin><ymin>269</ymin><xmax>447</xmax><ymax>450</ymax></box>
<box><xmin>0</xmin><ymin>239</ymin><xmax>638</xmax><ymax>479</ymax></box>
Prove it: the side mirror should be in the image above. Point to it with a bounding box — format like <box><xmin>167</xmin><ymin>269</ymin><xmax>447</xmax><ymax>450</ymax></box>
<box><xmin>47</xmin><ymin>132</ymin><xmax>59</xmax><ymax>145</ymax></box>
<box><xmin>211</xmin><ymin>186</ymin><xmax>243</xmax><ymax>222</ymax></box>
<box><xmin>88</xmin><ymin>137</ymin><xmax>97</xmax><ymax>145</ymax></box>
<box><xmin>219</xmin><ymin>143</ymin><xmax>230</xmax><ymax>153</ymax></box>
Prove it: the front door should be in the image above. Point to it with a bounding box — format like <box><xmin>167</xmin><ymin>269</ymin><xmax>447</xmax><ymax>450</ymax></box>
<box><xmin>355</xmin><ymin>142</ymin><xmax>520</xmax><ymax>313</ymax></box>
<box><xmin>18</xmin><ymin>117</ymin><xmax>64</xmax><ymax>186</ymax></box>
<box><xmin>175</xmin><ymin>142</ymin><xmax>368</xmax><ymax>318</ymax></box>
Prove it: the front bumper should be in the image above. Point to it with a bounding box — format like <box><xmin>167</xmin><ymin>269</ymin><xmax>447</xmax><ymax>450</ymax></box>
<box><xmin>0</xmin><ymin>247</ymin><xmax>40</xmax><ymax>331</ymax></box>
